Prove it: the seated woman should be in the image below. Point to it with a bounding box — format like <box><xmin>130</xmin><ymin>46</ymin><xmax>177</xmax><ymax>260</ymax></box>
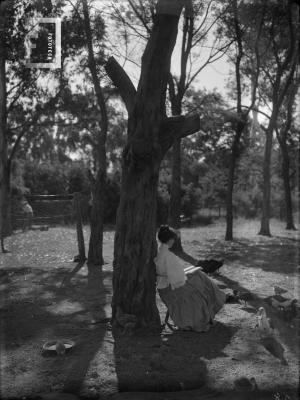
<box><xmin>155</xmin><ymin>225</ymin><xmax>226</xmax><ymax>332</ymax></box>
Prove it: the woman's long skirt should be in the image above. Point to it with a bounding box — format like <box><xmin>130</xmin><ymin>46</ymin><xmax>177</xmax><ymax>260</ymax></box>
<box><xmin>158</xmin><ymin>266</ymin><xmax>226</xmax><ymax>332</ymax></box>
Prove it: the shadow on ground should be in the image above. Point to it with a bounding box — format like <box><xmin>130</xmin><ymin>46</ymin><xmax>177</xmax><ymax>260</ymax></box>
<box><xmin>199</xmin><ymin>237</ymin><xmax>298</xmax><ymax>275</ymax></box>
<box><xmin>113</xmin><ymin>321</ymin><xmax>237</xmax><ymax>393</ymax></box>
<box><xmin>1</xmin><ymin>262</ymin><xmax>114</xmax><ymax>398</ymax></box>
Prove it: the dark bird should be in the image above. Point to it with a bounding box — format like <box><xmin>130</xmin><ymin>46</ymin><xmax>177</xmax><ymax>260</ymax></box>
<box><xmin>234</xmin><ymin>377</ymin><xmax>257</xmax><ymax>392</ymax></box>
<box><xmin>197</xmin><ymin>259</ymin><xmax>224</xmax><ymax>275</ymax></box>
<box><xmin>233</xmin><ymin>290</ymin><xmax>254</xmax><ymax>307</ymax></box>
<box><xmin>273</xmin><ymin>286</ymin><xmax>288</xmax><ymax>296</ymax></box>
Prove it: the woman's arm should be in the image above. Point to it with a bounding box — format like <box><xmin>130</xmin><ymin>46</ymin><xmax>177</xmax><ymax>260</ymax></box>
<box><xmin>165</xmin><ymin>251</ymin><xmax>186</xmax><ymax>289</ymax></box>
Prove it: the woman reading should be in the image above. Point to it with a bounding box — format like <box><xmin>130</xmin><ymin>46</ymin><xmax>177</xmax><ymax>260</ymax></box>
<box><xmin>155</xmin><ymin>225</ymin><xmax>226</xmax><ymax>332</ymax></box>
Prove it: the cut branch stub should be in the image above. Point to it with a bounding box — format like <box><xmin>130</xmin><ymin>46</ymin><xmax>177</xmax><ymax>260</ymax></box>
<box><xmin>160</xmin><ymin>113</ymin><xmax>200</xmax><ymax>153</ymax></box>
<box><xmin>105</xmin><ymin>57</ymin><xmax>136</xmax><ymax>115</ymax></box>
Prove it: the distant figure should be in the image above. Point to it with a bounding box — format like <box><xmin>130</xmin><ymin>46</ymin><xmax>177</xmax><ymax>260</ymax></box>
<box><xmin>21</xmin><ymin>198</ymin><xmax>33</xmax><ymax>231</ymax></box>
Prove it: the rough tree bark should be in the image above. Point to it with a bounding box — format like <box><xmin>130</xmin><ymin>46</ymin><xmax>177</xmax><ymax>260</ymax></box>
<box><xmin>82</xmin><ymin>0</ymin><xmax>108</xmax><ymax>267</ymax></box>
<box><xmin>105</xmin><ymin>0</ymin><xmax>200</xmax><ymax>328</ymax></box>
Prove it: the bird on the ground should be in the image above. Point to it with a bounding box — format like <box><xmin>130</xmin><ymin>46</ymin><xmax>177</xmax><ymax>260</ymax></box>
<box><xmin>270</xmin><ymin>293</ymin><xmax>298</xmax><ymax>321</ymax></box>
<box><xmin>234</xmin><ymin>377</ymin><xmax>257</xmax><ymax>392</ymax></box>
<box><xmin>255</xmin><ymin>307</ymin><xmax>274</xmax><ymax>336</ymax></box>
<box><xmin>55</xmin><ymin>340</ymin><xmax>66</xmax><ymax>356</ymax></box>
<box><xmin>197</xmin><ymin>259</ymin><xmax>224</xmax><ymax>275</ymax></box>
<box><xmin>225</xmin><ymin>290</ymin><xmax>240</xmax><ymax>303</ymax></box>
<box><xmin>278</xmin><ymin>299</ymin><xmax>298</xmax><ymax>321</ymax></box>
<box><xmin>273</xmin><ymin>286</ymin><xmax>288</xmax><ymax>296</ymax></box>
<box><xmin>233</xmin><ymin>290</ymin><xmax>254</xmax><ymax>307</ymax></box>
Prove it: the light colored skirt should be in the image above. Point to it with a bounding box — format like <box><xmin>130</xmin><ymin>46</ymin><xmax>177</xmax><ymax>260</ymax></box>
<box><xmin>158</xmin><ymin>266</ymin><xmax>226</xmax><ymax>332</ymax></box>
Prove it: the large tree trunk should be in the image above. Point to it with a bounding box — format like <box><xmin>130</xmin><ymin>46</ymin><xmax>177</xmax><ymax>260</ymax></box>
<box><xmin>105</xmin><ymin>1</ymin><xmax>200</xmax><ymax>330</ymax></box>
<box><xmin>110</xmin><ymin>6</ymin><xmax>183</xmax><ymax>327</ymax></box>
<box><xmin>259</xmin><ymin>126</ymin><xmax>273</xmax><ymax>236</ymax></box>
<box><xmin>113</xmin><ymin>159</ymin><xmax>161</xmax><ymax>325</ymax></box>
<box><xmin>280</xmin><ymin>141</ymin><xmax>296</xmax><ymax>230</ymax></box>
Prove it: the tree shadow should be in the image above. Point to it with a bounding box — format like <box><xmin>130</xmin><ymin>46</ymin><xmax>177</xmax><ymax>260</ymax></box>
<box><xmin>112</xmin><ymin>322</ymin><xmax>237</xmax><ymax>393</ymax></box>
<box><xmin>200</xmin><ymin>237</ymin><xmax>298</xmax><ymax>276</ymax></box>
<box><xmin>60</xmin><ymin>261</ymin><xmax>86</xmax><ymax>287</ymax></box>
<box><xmin>1</xmin><ymin>261</ymin><xmax>112</xmax><ymax>398</ymax></box>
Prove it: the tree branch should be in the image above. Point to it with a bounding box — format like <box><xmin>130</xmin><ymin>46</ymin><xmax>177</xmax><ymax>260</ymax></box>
<box><xmin>160</xmin><ymin>113</ymin><xmax>200</xmax><ymax>152</ymax></box>
<box><xmin>105</xmin><ymin>56</ymin><xmax>136</xmax><ymax>115</ymax></box>
<box><xmin>128</xmin><ymin>0</ymin><xmax>151</xmax><ymax>35</ymax></box>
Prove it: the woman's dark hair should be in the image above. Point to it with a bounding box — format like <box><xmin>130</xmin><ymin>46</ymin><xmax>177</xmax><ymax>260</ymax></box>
<box><xmin>157</xmin><ymin>225</ymin><xmax>177</xmax><ymax>243</ymax></box>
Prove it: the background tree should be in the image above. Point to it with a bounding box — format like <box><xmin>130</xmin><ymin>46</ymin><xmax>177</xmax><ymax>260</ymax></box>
<box><xmin>0</xmin><ymin>0</ymin><xmax>9</xmax><ymax>252</ymax></box>
<box><xmin>275</xmin><ymin>78</ymin><xmax>299</xmax><ymax>230</ymax></box>
<box><xmin>0</xmin><ymin>0</ymin><xmax>62</xmax><ymax>251</ymax></box>
<box><xmin>256</xmin><ymin>0</ymin><xmax>299</xmax><ymax>236</ymax></box>
<box><xmin>216</xmin><ymin>0</ymin><xmax>266</xmax><ymax>240</ymax></box>
<box><xmin>81</xmin><ymin>0</ymin><xmax>108</xmax><ymax>266</ymax></box>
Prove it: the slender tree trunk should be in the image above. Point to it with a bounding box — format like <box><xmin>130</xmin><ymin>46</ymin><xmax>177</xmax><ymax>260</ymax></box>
<box><xmin>259</xmin><ymin>126</ymin><xmax>273</xmax><ymax>236</ymax></box>
<box><xmin>88</xmin><ymin>167</ymin><xmax>106</xmax><ymax>266</ymax></box>
<box><xmin>0</xmin><ymin>5</ymin><xmax>10</xmax><ymax>253</ymax></box>
<box><xmin>225</xmin><ymin>0</ymin><xmax>246</xmax><ymax>241</ymax></box>
<box><xmin>82</xmin><ymin>0</ymin><xmax>108</xmax><ymax>267</ymax></box>
<box><xmin>167</xmin><ymin>14</ymin><xmax>193</xmax><ymax>253</ymax></box>
<box><xmin>225</xmin><ymin>153</ymin><xmax>235</xmax><ymax>241</ymax></box>
<box><xmin>74</xmin><ymin>192</ymin><xmax>86</xmax><ymax>261</ymax></box>
<box><xmin>168</xmin><ymin>138</ymin><xmax>183</xmax><ymax>251</ymax></box>
<box><xmin>225</xmin><ymin>125</ymin><xmax>243</xmax><ymax>241</ymax></box>
<box><xmin>280</xmin><ymin>141</ymin><xmax>296</xmax><ymax>230</ymax></box>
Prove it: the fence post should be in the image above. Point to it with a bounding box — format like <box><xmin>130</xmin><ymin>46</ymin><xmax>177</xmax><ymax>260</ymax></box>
<box><xmin>73</xmin><ymin>192</ymin><xmax>86</xmax><ymax>262</ymax></box>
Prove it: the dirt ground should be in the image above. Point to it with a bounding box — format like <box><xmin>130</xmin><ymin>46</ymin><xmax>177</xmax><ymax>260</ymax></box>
<box><xmin>0</xmin><ymin>218</ymin><xmax>299</xmax><ymax>400</ymax></box>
